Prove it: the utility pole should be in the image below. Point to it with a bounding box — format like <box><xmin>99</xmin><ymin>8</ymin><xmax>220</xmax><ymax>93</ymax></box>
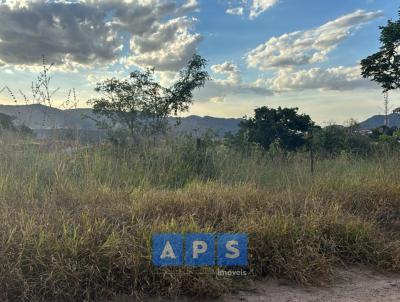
<box><xmin>384</xmin><ymin>91</ymin><xmax>389</xmax><ymax>127</ymax></box>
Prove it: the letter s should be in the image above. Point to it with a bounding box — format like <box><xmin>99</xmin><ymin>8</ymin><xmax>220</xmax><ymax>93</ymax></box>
<box><xmin>225</xmin><ymin>240</ymin><xmax>240</xmax><ymax>259</ymax></box>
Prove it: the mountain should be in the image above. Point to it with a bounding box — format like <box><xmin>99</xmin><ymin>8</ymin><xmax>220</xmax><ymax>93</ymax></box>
<box><xmin>0</xmin><ymin>104</ymin><xmax>241</xmax><ymax>137</ymax></box>
<box><xmin>177</xmin><ymin>115</ymin><xmax>241</xmax><ymax>135</ymax></box>
<box><xmin>3</xmin><ymin>104</ymin><xmax>400</xmax><ymax>136</ymax></box>
<box><xmin>358</xmin><ymin>113</ymin><xmax>400</xmax><ymax>130</ymax></box>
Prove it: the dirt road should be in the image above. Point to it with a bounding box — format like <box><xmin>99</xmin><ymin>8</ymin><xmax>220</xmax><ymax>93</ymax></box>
<box><xmin>116</xmin><ymin>267</ymin><xmax>400</xmax><ymax>302</ymax></box>
<box><xmin>223</xmin><ymin>267</ymin><xmax>400</xmax><ymax>302</ymax></box>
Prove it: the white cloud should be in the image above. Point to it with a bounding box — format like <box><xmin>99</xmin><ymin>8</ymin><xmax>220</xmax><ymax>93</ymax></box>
<box><xmin>209</xmin><ymin>63</ymin><xmax>379</xmax><ymax>96</ymax></box>
<box><xmin>127</xmin><ymin>16</ymin><xmax>202</xmax><ymax>71</ymax></box>
<box><xmin>225</xmin><ymin>0</ymin><xmax>277</xmax><ymax>19</ymax></box>
<box><xmin>0</xmin><ymin>0</ymin><xmax>200</xmax><ymax>71</ymax></box>
<box><xmin>211</xmin><ymin>61</ymin><xmax>241</xmax><ymax>85</ymax></box>
<box><xmin>195</xmin><ymin>61</ymin><xmax>272</xmax><ymax>103</ymax></box>
<box><xmin>249</xmin><ymin>0</ymin><xmax>278</xmax><ymax>19</ymax></box>
<box><xmin>265</xmin><ymin>65</ymin><xmax>377</xmax><ymax>91</ymax></box>
<box><xmin>0</xmin><ymin>0</ymin><xmax>36</xmax><ymax>10</ymax></box>
<box><xmin>177</xmin><ymin>0</ymin><xmax>199</xmax><ymax>14</ymax></box>
<box><xmin>246</xmin><ymin>10</ymin><xmax>383</xmax><ymax>70</ymax></box>
<box><xmin>86</xmin><ymin>69</ymin><xmax>126</xmax><ymax>86</ymax></box>
<box><xmin>154</xmin><ymin>70</ymin><xmax>179</xmax><ymax>87</ymax></box>
<box><xmin>226</xmin><ymin>7</ymin><xmax>244</xmax><ymax>16</ymax></box>
<box><xmin>209</xmin><ymin>96</ymin><xmax>226</xmax><ymax>103</ymax></box>
<box><xmin>0</xmin><ymin>1</ymin><xmax>122</xmax><ymax>68</ymax></box>
<box><xmin>2</xmin><ymin>69</ymin><xmax>13</xmax><ymax>75</ymax></box>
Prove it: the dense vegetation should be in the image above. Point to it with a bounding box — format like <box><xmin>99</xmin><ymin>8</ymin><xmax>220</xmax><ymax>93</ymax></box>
<box><xmin>0</xmin><ymin>131</ymin><xmax>399</xmax><ymax>301</ymax></box>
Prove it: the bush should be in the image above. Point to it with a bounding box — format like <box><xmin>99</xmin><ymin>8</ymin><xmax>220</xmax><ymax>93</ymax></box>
<box><xmin>313</xmin><ymin>125</ymin><xmax>372</xmax><ymax>156</ymax></box>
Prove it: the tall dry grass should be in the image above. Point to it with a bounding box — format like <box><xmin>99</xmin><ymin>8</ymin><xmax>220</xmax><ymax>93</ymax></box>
<box><xmin>0</xmin><ymin>135</ymin><xmax>399</xmax><ymax>301</ymax></box>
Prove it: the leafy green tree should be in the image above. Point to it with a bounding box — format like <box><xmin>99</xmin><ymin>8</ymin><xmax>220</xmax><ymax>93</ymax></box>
<box><xmin>0</xmin><ymin>113</ymin><xmax>15</xmax><ymax>132</ymax></box>
<box><xmin>361</xmin><ymin>10</ymin><xmax>400</xmax><ymax>125</ymax></box>
<box><xmin>393</xmin><ymin>129</ymin><xmax>400</xmax><ymax>139</ymax></box>
<box><xmin>224</xmin><ymin>129</ymin><xmax>251</xmax><ymax>152</ymax></box>
<box><xmin>312</xmin><ymin>125</ymin><xmax>347</xmax><ymax>155</ymax></box>
<box><xmin>89</xmin><ymin>54</ymin><xmax>209</xmax><ymax>144</ymax></box>
<box><xmin>312</xmin><ymin>124</ymin><xmax>373</xmax><ymax>156</ymax></box>
<box><xmin>361</xmin><ymin>11</ymin><xmax>400</xmax><ymax>91</ymax></box>
<box><xmin>238</xmin><ymin>106</ymin><xmax>315</xmax><ymax>151</ymax></box>
<box><xmin>370</xmin><ymin>125</ymin><xmax>399</xmax><ymax>139</ymax></box>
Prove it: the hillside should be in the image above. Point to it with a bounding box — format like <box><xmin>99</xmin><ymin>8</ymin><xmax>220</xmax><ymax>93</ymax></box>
<box><xmin>4</xmin><ymin>104</ymin><xmax>400</xmax><ymax>137</ymax></box>
<box><xmin>0</xmin><ymin>104</ymin><xmax>241</xmax><ymax>136</ymax></box>
<box><xmin>358</xmin><ymin>113</ymin><xmax>400</xmax><ymax>129</ymax></box>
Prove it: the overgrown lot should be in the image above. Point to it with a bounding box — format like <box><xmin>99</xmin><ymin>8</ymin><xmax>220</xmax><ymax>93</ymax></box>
<box><xmin>0</xmin><ymin>136</ymin><xmax>399</xmax><ymax>301</ymax></box>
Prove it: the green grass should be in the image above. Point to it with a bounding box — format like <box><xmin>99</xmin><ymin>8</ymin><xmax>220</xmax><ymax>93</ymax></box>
<box><xmin>0</xmin><ymin>136</ymin><xmax>399</xmax><ymax>301</ymax></box>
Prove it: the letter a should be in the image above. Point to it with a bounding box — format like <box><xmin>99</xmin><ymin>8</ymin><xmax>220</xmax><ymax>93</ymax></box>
<box><xmin>160</xmin><ymin>240</ymin><xmax>177</xmax><ymax>259</ymax></box>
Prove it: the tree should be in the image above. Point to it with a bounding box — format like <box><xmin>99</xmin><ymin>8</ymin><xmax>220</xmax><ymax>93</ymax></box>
<box><xmin>89</xmin><ymin>54</ymin><xmax>209</xmax><ymax>143</ymax></box>
<box><xmin>17</xmin><ymin>124</ymin><xmax>35</xmax><ymax>137</ymax></box>
<box><xmin>0</xmin><ymin>113</ymin><xmax>34</xmax><ymax>137</ymax></box>
<box><xmin>361</xmin><ymin>10</ymin><xmax>400</xmax><ymax>126</ymax></box>
<box><xmin>0</xmin><ymin>113</ymin><xmax>15</xmax><ymax>132</ymax></box>
<box><xmin>312</xmin><ymin>125</ymin><xmax>372</xmax><ymax>156</ymax></box>
<box><xmin>238</xmin><ymin>106</ymin><xmax>315</xmax><ymax>151</ymax></box>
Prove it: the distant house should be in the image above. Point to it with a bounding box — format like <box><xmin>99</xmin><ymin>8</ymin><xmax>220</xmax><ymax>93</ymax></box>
<box><xmin>355</xmin><ymin>129</ymin><xmax>372</xmax><ymax>135</ymax></box>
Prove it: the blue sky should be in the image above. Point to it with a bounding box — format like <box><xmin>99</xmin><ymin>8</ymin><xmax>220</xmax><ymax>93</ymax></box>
<box><xmin>0</xmin><ymin>0</ymin><xmax>398</xmax><ymax>124</ymax></box>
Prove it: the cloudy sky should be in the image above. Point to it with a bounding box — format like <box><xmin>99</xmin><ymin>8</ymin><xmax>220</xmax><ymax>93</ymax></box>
<box><xmin>0</xmin><ymin>0</ymin><xmax>398</xmax><ymax>124</ymax></box>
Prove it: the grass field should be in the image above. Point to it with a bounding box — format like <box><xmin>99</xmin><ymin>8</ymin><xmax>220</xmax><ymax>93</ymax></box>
<box><xmin>0</xmin><ymin>135</ymin><xmax>399</xmax><ymax>301</ymax></box>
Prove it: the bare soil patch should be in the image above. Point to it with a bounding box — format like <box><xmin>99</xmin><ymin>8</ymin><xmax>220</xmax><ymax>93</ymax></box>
<box><xmin>224</xmin><ymin>267</ymin><xmax>400</xmax><ymax>302</ymax></box>
<box><xmin>122</xmin><ymin>267</ymin><xmax>400</xmax><ymax>302</ymax></box>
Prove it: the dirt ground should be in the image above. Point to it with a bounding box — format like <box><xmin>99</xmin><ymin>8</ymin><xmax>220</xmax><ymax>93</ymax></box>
<box><xmin>223</xmin><ymin>267</ymin><xmax>400</xmax><ymax>302</ymax></box>
<box><xmin>120</xmin><ymin>267</ymin><xmax>400</xmax><ymax>302</ymax></box>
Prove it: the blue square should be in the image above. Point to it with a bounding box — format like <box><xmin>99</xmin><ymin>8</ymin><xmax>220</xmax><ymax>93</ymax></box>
<box><xmin>152</xmin><ymin>234</ymin><xmax>183</xmax><ymax>266</ymax></box>
<box><xmin>185</xmin><ymin>233</ymin><xmax>215</xmax><ymax>266</ymax></box>
<box><xmin>217</xmin><ymin>234</ymin><xmax>248</xmax><ymax>266</ymax></box>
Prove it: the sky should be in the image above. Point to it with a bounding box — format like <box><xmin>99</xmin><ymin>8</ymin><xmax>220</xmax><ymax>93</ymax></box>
<box><xmin>0</xmin><ymin>0</ymin><xmax>398</xmax><ymax>125</ymax></box>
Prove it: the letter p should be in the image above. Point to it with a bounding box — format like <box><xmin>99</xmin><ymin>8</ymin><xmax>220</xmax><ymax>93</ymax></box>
<box><xmin>193</xmin><ymin>240</ymin><xmax>208</xmax><ymax>259</ymax></box>
<box><xmin>186</xmin><ymin>234</ymin><xmax>214</xmax><ymax>266</ymax></box>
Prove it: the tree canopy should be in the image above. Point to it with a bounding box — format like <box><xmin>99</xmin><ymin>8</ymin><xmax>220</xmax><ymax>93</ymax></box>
<box><xmin>89</xmin><ymin>54</ymin><xmax>209</xmax><ymax>143</ymax></box>
<box><xmin>361</xmin><ymin>10</ymin><xmax>400</xmax><ymax>92</ymax></box>
<box><xmin>238</xmin><ymin>106</ymin><xmax>315</xmax><ymax>151</ymax></box>
<box><xmin>0</xmin><ymin>113</ymin><xmax>34</xmax><ymax>137</ymax></box>
<box><xmin>0</xmin><ymin>113</ymin><xmax>15</xmax><ymax>131</ymax></box>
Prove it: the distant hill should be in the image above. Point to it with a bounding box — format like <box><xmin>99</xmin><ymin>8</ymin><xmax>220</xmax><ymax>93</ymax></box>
<box><xmin>4</xmin><ymin>104</ymin><xmax>400</xmax><ymax>137</ymax></box>
<box><xmin>0</xmin><ymin>104</ymin><xmax>241</xmax><ymax>137</ymax></box>
<box><xmin>358</xmin><ymin>113</ymin><xmax>400</xmax><ymax>130</ymax></box>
